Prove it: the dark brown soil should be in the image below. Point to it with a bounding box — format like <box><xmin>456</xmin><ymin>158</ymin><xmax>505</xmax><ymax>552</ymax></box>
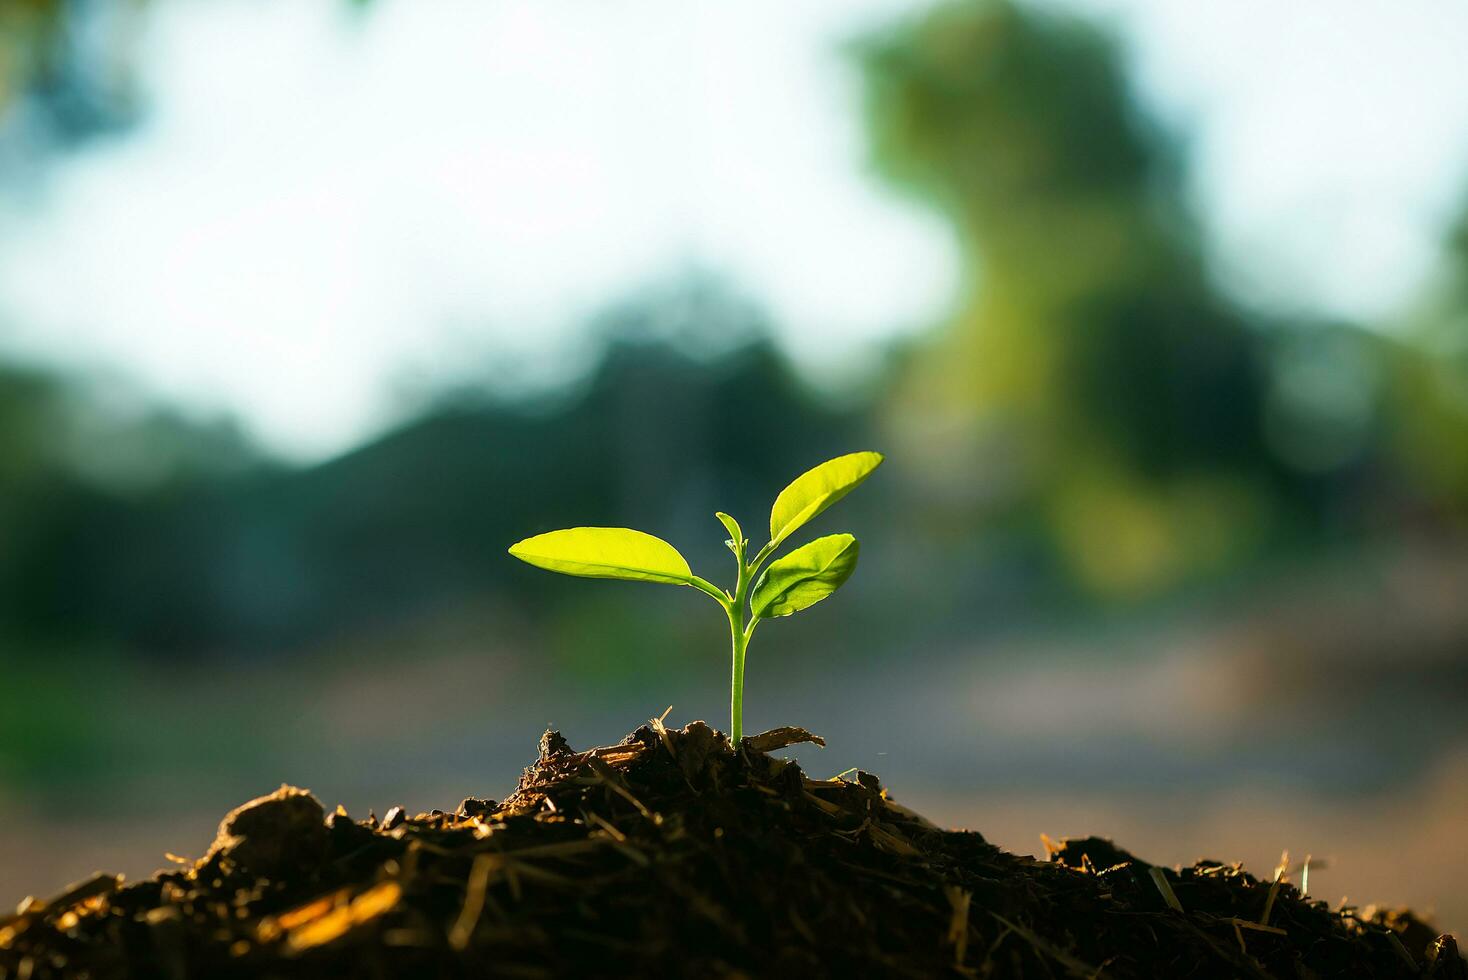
<box><xmin>1</xmin><ymin>721</ymin><xmax>1462</xmax><ymax>979</ymax></box>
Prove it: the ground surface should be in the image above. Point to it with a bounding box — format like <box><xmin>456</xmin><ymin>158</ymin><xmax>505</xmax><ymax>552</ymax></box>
<box><xmin>0</xmin><ymin>721</ymin><xmax>1463</xmax><ymax>979</ymax></box>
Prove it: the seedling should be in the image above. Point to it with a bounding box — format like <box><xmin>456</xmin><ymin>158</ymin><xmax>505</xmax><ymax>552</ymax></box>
<box><xmin>508</xmin><ymin>451</ymin><xmax>884</xmax><ymax>742</ymax></box>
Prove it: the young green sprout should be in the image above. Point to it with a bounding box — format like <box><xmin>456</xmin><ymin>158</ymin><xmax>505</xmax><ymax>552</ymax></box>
<box><xmin>508</xmin><ymin>451</ymin><xmax>884</xmax><ymax>742</ymax></box>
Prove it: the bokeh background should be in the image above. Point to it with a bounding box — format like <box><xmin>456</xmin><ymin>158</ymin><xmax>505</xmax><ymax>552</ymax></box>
<box><xmin>2</xmin><ymin>0</ymin><xmax>1467</xmax><ymax>935</ymax></box>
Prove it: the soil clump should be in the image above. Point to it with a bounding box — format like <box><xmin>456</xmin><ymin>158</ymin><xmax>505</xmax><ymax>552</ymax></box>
<box><xmin>1</xmin><ymin>721</ymin><xmax>1462</xmax><ymax>978</ymax></box>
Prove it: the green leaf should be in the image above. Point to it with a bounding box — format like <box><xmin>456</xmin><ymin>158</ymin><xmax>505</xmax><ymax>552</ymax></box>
<box><xmin>750</xmin><ymin>534</ymin><xmax>860</xmax><ymax>620</ymax></box>
<box><xmin>508</xmin><ymin>527</ymin><xmax>695</xmax><ymax>586</ymax></box>
<box><xmin>768</xmin><ymin>451</ymin><xmax>884</xmax><ymax>548</ymax></box>
<box><xmin>715</xmin><ymin>512</ymin><xmax>744</xmax><ymax>552</ymax></box>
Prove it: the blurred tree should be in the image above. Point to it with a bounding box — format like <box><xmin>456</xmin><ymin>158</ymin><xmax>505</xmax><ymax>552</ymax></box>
<box><xmin>5</xmin><ymin>0</ymin><xmax>1461</xmax><ymax>667</ymax></box>
<box><xmin>0</xmin><ymin>364</ymin><xmax>260</xmax><ymax>647</ymax></box>
<box><xmin>0</xmin><ymin>0</ymin><xmax>367</xmax><ymax>159</ymax></box>
<box><xmin>0</xmin><ymin>282</ymin><xmax>870</xmax><ymax>662</ymax></box>
<box><xmin>0</xmin><ymin>0</ymin><xmax>64</xmax><ymax>110</ymax></box>
<box><xmin>858</xmin><ymin>0</ymin><xmax>1291</xmax><ymax>597</ymax></box>
<box><xmin>0</xmin><ymin>0</ymin><xmax>145</xmax><ymax>157</ymax></box>
<box><xmin>193</xmin><ymin>281</ymin><xmax>866</xmax><ymax>660</ymax></box>
<box><xmin>1383</xmin><ymin>205</ymin><xmax>1468</xmax><ymax>517</ymax></box>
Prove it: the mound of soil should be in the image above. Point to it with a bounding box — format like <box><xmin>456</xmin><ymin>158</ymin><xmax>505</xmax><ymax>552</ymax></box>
<box><xmin>1</xmin><ymin>721</ymin><xmax>1462</xmax><ymax>978</ymax></box>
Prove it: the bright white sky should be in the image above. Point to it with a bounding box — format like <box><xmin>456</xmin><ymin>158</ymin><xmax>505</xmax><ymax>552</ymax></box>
<box><xmin>1</xmin><ymin>0</ymin><xmax>1466</xmax><ymax>460</ymax></box>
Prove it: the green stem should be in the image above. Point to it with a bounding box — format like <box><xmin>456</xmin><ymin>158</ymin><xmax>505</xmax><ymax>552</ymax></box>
<box><xmin>724</xmin><ymin>535</ymin><xmax>755</xmax><ymax>744</ymax></box>
<box><xmin>688</xmin><ymin>575</ymin><xmax>728</xmax><ymax>603</ymax></box>
<box><xmin>748</xmin><ymin>540</ymin><xmax>777</xmax><ymax>576</ymax></box>
<box><xmin>729</xmin><ymin>603</ymin><xmax>747</xmax><ymax>743</ymax></box>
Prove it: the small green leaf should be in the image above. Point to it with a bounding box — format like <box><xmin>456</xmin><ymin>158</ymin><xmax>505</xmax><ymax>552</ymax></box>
<box><xmin>715</xmin><ymin>511</ymin><xmax>744</xmax><ymax>551</ymax></box>
<box><xmin>508</xmin><ymin>527</ymin><xmax>695</xmax><ymax>586</ymax></box>
<box><xmin>750</xmin><ymin>534</ymin><xmax>860</xmax><ymax>620</ymax></box>
<box><xmin>768</xmin><ymin>451</ymin><xmax>884</xmax><ymax>547</ymax></box>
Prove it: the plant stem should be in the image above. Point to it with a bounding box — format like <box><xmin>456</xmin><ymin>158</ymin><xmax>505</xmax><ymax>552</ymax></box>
<box><xmin>728</xmin><ymin>602</ymin><xmax>747</xmax><ymax>743</ymax></box>
<box><xmin>725</xmin><ymin>535</ymin><xmax>754</xmax><ymax>744</ymax></box>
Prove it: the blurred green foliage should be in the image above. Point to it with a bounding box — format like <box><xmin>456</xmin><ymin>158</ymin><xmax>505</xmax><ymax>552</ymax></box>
<box><xmin>1388</xmin><ymin>209</ymin><xmax>1468</xmax><ymax>511</ymax></box>
<box><xmin>859</xmin><ymin>0</ymin><xmax>1468</xmax><ymax>596</ymax></box>
<box><xmin>0</xmin><ymin>0</ymin><xmax>143</xmax><ymax>149</ymax></box>
<box><xmin>0</xmin><ymin>0</ymin><xmax>62</xmax><ymax>108</ymax></box>
<box><xmin>859</xmin><ymin>1</ymin><xmax>1291</xmax><ymax>596</ymax></box>
<box><xmin>0</xmin><ymin>0</ymin><xmax>363</xmax><ymax>148</ymax></box>
<box><xmin>0</xmin><ymin>286</ymin><xmax>864</xmax><ymax>659</ymax></box>
<box><xmin>0</xmin><ymin>0</ymin><xmax>1465</xmax><ymax>672</ymax></box>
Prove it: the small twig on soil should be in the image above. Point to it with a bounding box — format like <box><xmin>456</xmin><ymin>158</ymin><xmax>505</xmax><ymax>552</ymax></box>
<box><xmin>1384</xmin><ymin>930</ymin><xmax>1420</xmax><ymax>971</ymax></box>
<box><xmin>944</xmin><ymin>885</ymin><xmax>972</xmax><ymax>966</ymax></box>
<box><xmin>990</xmin><ymin>912</ymin><xmax>1098</xmax><ymax>978</ymax></box>
<box><xmin>583</xmin><ymin>758</ymin><xmax>657</xmax><ymax>822</ymax></box>
<box><xmin>1148</xmin><ymin>867</ymin><xmax>1184</xmax><ymax>913</ymax></box>
<box><xmin>1259</xmin><ymin>851</ymin><xmax>1288</xmax><ymax>927</ymax></box>
<box><xmin>450</xmin><ymin>854</ymin><xmax>500</xmax><ymax>950</ymax></box>
<box><xmin>1229</xmin><ymin>917</ymin><xmax>1287</xmax><ymax>937</ymax></box>
<box><xmin>649</xmin><ymin>707</ymin><xmax>677</xmax><ymax>758</ymax></box>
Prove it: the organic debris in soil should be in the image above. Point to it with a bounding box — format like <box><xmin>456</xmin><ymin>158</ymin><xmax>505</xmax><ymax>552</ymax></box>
<box><xmin>1</xmin><ymin>719</ymin><xmax>1463</xmax><ymax>979</ymax></box>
